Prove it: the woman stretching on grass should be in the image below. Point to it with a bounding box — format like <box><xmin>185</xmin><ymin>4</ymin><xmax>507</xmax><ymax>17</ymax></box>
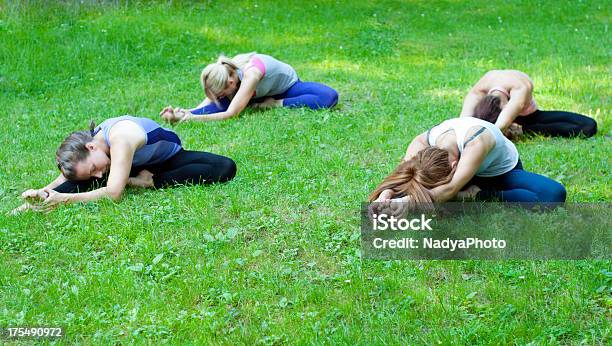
<box><xmin>13</xmin><ymin>116</ymin><xmax>236</xmax><ymax>213</ymax></box>
<box><xmin>160</xmin><ymin>52</ymin><xmax>339</xmax><ymax>123</ymax></box>
<box><xmin>461</xmin><ymin>70</ymin><xmax>597</xmax><ymax>138</ymax></box>
<box><xmin>369</xmin><ymin>117</ymin><xmax>566</xmax><ymax>210</ymax></box>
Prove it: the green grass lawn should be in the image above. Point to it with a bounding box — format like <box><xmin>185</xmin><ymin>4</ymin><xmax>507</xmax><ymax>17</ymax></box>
<box><xmin>1</xmin><ymin>0</ymin><xmax>610</xmax><ymax>344</ymax></box>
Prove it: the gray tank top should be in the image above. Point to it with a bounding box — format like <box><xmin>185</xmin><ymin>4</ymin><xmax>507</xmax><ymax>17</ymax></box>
<box><xmin>238</xmin><ymin>54</ymin><xmax>299</xmax><ymax>97</ymax></box>
<box><xmin>96</xmin><ymin>116</ymin><xmax>182</xmax><ymax>167</ymax></box>
<box><xmin>427</xmin><ymin>117</ymin><xmax>519</xmax><ymax>177</ymax></box>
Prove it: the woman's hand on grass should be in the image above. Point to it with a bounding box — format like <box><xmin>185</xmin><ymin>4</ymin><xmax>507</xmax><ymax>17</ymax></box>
<box><xmin>21</xmin><ymin>189</ymin><xmax>48</xmax><ymax>202</ymax></box>
<box><xmin>10</xmin><ymin>189</ymin><xmax>49</xmax><ymax>215</ymax></box>
<box><xmin>368</xmin><ymin>201</ymin><xmax>388</xmax><ymax>219</ymax></box>
<box><xmin>160</xmin><ymin>106</ymin><xmax>195</xmax><ymax>123</ymax></box>
<box><xmin>160</xmin><ymin>105</ymin><xmax>173</xmax><ymax>116</ymax></box>
<box><xmin>369</xmin><ymin>195</ymin><xmax>413</xmax><ymax>219</ymax></box>
<box><xmin>160</xmin><ymin>106</ymin><xmax>183</xmax><ymax>123</ymax></box>
<box><xmin>41</xmin><ymin>189</ymin><xmax>69</xmax><ymax>211</ymax></box>
<box><xmin>389</xmin><ymin>196</ymin><xmax>414</xmax><ymax>216</ymax></box>
<box><xmin>369</xmin><ymin>189</ymin><xmax>395</xmax><ymax>219</ymax></box>
<box><xmin>176</xmin><ymin>108</ymin><xmax>195</xmax><ymax>123</ymax></box>
<box><xmin>11</xmin><ymin>188</ymin><xmax>63</xmax><ymax>214</ymax></box>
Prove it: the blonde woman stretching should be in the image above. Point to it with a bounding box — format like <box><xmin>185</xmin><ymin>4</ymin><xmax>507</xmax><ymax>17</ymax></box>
<box><xmin>161</xmin><ymin>53</ymin><xmax>338</xmax><ymax>122</ymax></box>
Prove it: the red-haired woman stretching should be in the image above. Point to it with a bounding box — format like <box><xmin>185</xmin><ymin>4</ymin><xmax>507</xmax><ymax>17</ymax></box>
<box><xmin>370</xmin><ymin>117</ymin><xmax>566</xmax><ymax>209</ymax></box>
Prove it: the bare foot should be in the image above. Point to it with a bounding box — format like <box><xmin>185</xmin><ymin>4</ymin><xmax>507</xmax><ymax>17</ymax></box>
<box><xmin>252</xmin><ymin>97</ymin><xmax>282</xmax><ymax>109</ymax></box>
<box><xmin>128</xmin><ymin>169</ymin><xmax>154</xmax><ymax>188</ymax></box>
<box><xmin>456</xmin><ymin>185</ymin><xmax>481</xmax><ymax>200</ymax></box>
<box><xmin>9</xmin><ymin>202</ymin><xmax>41</xmax><ymax>215</ymax></box>
<box><xmin>504</xmin><ymin>123</ymin><xmax>524</xmax><ymax>140</ymax></box>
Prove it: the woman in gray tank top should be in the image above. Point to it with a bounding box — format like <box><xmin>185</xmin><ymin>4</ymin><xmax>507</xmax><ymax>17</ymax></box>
<box><xmin>160</xmin><ymin>52</ymin><xmax>339</xmax><ymax>123</ymax></box>
<box><xmin>13</xmin><ymin>116</ymin><xmax>236</xmax><ymax>213</ymax></box>
<box><xmin>369</xmin><ymin>117</ymin><xmax>566</xmax><ymax>211</ymax></box>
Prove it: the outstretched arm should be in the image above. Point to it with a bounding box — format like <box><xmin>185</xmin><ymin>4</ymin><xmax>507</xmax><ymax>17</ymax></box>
<box><xmin>460</xmin><ymin>90</ymin><xmax>486</xmax><ymax>117</ymax></box>
<box><xmin>160</xmin><ymin>97</ymin><xmax>215</xmax><ymax>122</ymax></box>
<box><xmin>403</xmin><ymin>132</ymin><xmax>429</xmax><ymax>161</ymax></box>
<box><xmin>185</xmin><ymin>70</ymin><xmax>263</xmax><ymax>122</ymax></box>
<box><xmin>42</xmin><ymin>123</ymin><xmax>143</xmax><ymax>209</ymax></box>
<box><xmin>51</xmin><ymin>142</ymin><xmax>132</xmax><ymax>204</ymax></box>
<box><xmin>21</xmin><ymin>173</ymin><xmax>67</xmax><ymax>200</ymax></box>
<box><xmin>43</xmin><ymin>174</ymin><xmax>68</xmax><ymax>190</ymax></box>
<box><xmin>190</xmin><ymin>98</ymin><xmax>213</xmax><ymax>113</ymax></box>
<box><xmin>495</xmin><ymin>87</ymin><xmax>529</xmax><ymax>132</ymax></box>
<box><xmin>14</xmin><ymin>174</ymin><xmax>69</xmax><ymax>214</ymax></box>
<box><xmin>428</xmin><ymin>134</ymin><xmax>493</xmax><ymax>202</ymax></box>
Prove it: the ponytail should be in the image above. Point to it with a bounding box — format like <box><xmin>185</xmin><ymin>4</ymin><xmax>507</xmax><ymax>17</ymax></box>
<box><xmin>200</xmin><ymin>52</ymin><xmax>257</xmax><ymax>104</ymax></box>
<box><xmin>89</xmin><ymin>120</ymin><xmax>97</xmax><ymax>136</ymax></box>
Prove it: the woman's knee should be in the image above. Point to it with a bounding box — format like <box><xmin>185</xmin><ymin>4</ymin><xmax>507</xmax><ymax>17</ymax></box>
<box><xmin>218</xmin><ymin>157</ymin><xmax>237</xmax><ymax>182</ymax></box>
<box><xmin>323</xmin><ymin>88</ymin><xmax>339</xmax><ymax>108</ymax></box>
<box><xmin>314</xmin><ymin>87</ymin><xmax>338</xmax><ymax>109</ymax></box>
<box><xmin>538</xmin><ymin>181</ymin><xmax>566</xmax><ymax>202</ymax></box>
<box><xmin>579</xmin><ymin>117</ymin><xmax>597</xmax><ymax>137</ymax></box>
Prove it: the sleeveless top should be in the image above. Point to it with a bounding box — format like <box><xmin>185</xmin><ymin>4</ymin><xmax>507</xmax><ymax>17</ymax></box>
<box><xmin>427</xmin><ymin>117</ymin><xmax>519</xmax><ymax>177</ymax></box>
<box><xmin>237</xmin><ymin>54</ymin><xmax>299</xmax><ymax>97</ymax></box>
<box><xmin>96</xmin><ymin>116</ymin><xmax>182</xmax><ymax>167</ymax></box>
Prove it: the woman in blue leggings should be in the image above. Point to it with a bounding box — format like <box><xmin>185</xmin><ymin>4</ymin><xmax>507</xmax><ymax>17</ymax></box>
<box><xmin>369</xmin><ymin>117</ymin><xmax>566</xmax><ymax>208</ymax></box>
<box><xmin>160</xmin><ymin>52</ymin><xmax>338</xmax><ymax>123</ymax></box>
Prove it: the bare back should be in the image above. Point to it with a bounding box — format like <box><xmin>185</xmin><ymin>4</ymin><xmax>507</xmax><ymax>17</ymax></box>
<box><xmin>461</xmin><ymin>70</ymin><xmax>538</xmax><ymax>123</ymax></box>
<box><xmin>471</xmin><ymin>70</ymin><xmax>534</xmax><ymax>95</ymax></box>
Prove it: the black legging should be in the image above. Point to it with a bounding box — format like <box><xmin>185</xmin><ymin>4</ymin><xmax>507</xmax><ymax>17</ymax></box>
<box><xmin>514</xmin><ymin>110</ymin><xmax>597</xmax><ymax>137</ymax></box>
<box><xmin>53</xmin><ymin>150</ymin><xmax>237</xmax><ymax>193</ymax></box>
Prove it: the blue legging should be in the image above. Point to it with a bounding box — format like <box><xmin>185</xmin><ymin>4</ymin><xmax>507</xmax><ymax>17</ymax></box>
<box><xmin>470</xmin><ymin>161</ymin><xmax>566</xmax><ymax>202</ymax></box>
<box><xmin>191</xmin><ymin>80</ymin><xmax>338</xmax><ymax>115</ymax></box>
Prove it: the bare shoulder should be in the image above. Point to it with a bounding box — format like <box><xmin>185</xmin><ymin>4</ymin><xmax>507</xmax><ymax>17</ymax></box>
<box><xmin>504</xmin><ymin>70</ymin><xmax>533</xmax><ymax>89</ymax></box>
<box><xmin>243</xmin><ymin>66</ymin><xmax>264</xmax><ymax>81</ymax></box>
<box><xmin>473</xmin><ymin>70</ymin><xmax>502</xmax><ymax>91</ymax></box>
<box><xmin>505</xmin><ymin>69</ymin><xmax>530</xmax><ymax>78</ymax></box>
<box><xmin>108</xmin><ymin>119</ymin><xmax>146</xmax><ymax>147</ymax></box>
<box><xmin>465</xmin><ymin>125</ymin><xmax>496</xmax><ymax>150</ymax></box>
<box><xmin>480</xmin><ymin>70</ymin><xmax>532</xmax><ymax>91</ymax></box>
<box><xmin>483</xmin><ymin>69</ymin><xmax>503</xmax><ymax>78</ymax></box>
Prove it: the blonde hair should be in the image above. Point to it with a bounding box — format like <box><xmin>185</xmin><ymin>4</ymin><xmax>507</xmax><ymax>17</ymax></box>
<box><xmin>200</xmin><ymin>52</ymin><xmax>257</xmax><ymax>104</ymax></box>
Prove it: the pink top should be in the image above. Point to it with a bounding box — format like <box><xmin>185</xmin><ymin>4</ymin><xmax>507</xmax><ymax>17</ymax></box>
<box><xmin>238</xmin><ymin>54</ymin><xmax>298</xmax><ymax>98</ymax></box>
<box><xmin>243</xmin><ymin>56</ymin><xmax>266</xmax><ymax>76</ymax></box>
<box><xmin>489</xmin><ymin>87</ymin><xmax>538</xmax><ymax>116</ymax></box>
